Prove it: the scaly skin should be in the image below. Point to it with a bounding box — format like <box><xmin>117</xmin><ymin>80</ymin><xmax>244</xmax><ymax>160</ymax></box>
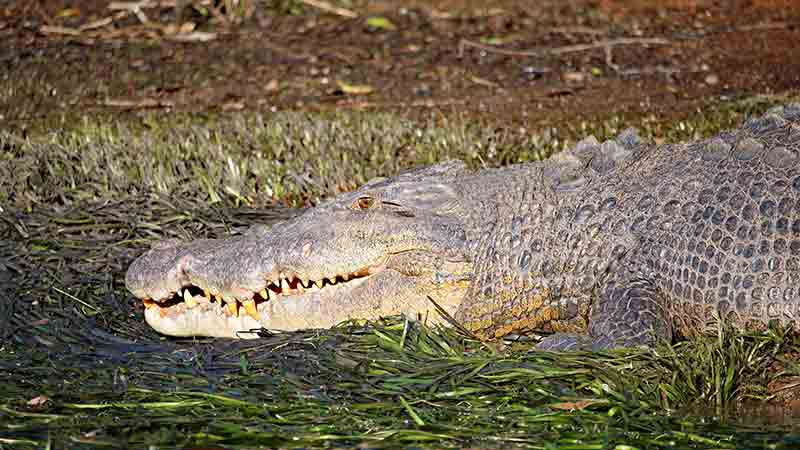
<box><xmin>126</xmin><ymin>105</ymin><xmax>800</xmax><ymax>349</ymax></box>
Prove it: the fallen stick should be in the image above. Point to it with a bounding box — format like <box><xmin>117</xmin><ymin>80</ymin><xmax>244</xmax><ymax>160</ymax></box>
<box><xmin>299</xmin><ymin>0</ymin><xmax>358</xmax><ymax>18</ymax></box>
<box><xmin>458</xmin><ymin>37</ymin><xmax>669</xmax><ymax>58</ymax></box>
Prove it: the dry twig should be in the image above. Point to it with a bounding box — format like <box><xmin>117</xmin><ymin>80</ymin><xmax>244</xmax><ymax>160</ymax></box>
<box><xmin>40</xmin><ymin>25</ymin><xmax>82</xmax><ymax>36</ymax></box>
<box><xmin>459</xmin><ymin>36</ymin><xmax>671</xmax><ymax>74</ymax></box>
<box><xmin>108</xmin><ymin>1</ymin><xmax>154</xmax><ymax>24</ymax></box>
<box><xmin>299</xmin><ymin>0</ymin><xmax>358</xmax><ymax>18</ymax></box>
<box><xmin>458</xmin><ymin>37</ymin><xmax>669</xmax><ymax>59</ymax></box>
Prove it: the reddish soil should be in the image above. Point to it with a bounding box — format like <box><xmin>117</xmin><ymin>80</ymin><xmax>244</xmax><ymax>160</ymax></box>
<box><xmin>1</xmin><ymin>0</ymin><xmax>800</xmax><ymax>128</ymax></box>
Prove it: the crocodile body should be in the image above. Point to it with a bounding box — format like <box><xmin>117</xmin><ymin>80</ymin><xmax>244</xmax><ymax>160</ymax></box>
<box><xmin>126</xmin><ymin>106</ymin><xmax>800</xmax><ymax>350</ymax></box>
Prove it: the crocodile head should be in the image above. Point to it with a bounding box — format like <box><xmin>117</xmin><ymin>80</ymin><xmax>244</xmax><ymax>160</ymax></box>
<box><xmin>125</xmin><ymin>162</ymin><xmax>473</xmax><ymax>338</ymax></box>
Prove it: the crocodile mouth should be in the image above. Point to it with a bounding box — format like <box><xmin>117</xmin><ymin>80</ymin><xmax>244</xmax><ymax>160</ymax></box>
<box><xmin>142</xmin><ymin>264</ymin><xmax>383</xmax><ymax>338</ymax></box>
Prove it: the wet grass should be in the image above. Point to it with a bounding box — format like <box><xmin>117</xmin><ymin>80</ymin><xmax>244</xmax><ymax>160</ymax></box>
<box><xmin>3</xmin><ymin>318</ymin><xmax>800</xmax><ymax>448</ymax></box>
<box><xmin>3</xmin><ymin>94</ymin><xmax>800</xmax><ymax>448</ymax></box>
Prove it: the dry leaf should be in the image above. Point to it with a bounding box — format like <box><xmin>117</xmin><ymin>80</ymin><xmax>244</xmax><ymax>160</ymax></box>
<box><xmin>366</xmin><ymin>16</ymin><xmax>396</xmax><ymax>31</ymax></box>
<box><xmin>337</xmin><ymin>81</ymin><xmax>374</xmax><ymax>95</ymax></box>
<box><xmin>549</xmin><ymin>399</ymin><xmax>606</xmax><ymax>411</ymax></box>
<box><xmin>56</xmin><ymin>7</ymin><xmax>81</xmax><ymax>18</ymax></box>
<box><xmin>27</xmin><ymin>395</ymin><xmax>50</xmax><ymax>407</ymax></box>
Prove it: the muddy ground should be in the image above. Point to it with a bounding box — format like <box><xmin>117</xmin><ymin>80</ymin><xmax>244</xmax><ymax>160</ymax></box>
<box><xmin>2</xmin><ymin>0</ymin><xmax>800</xmax><ymax>130</ymax></box>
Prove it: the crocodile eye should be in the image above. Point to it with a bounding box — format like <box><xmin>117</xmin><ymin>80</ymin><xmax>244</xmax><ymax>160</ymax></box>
<box><xmin>354</xmin><ymin>196</ymin><xmax>375</xmax><ymax>210</ymax></box>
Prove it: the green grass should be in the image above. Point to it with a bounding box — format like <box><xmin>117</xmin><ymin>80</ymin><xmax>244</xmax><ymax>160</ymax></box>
<box><xmin>2</xmin><ymin>318</ymin><xmax>800</xmax><ymax>448</ymax></box>
<box><xmin>1</xmin><ymin>93</ymin><xmax>793</xmax><ymax>210</ymax></box>
<box><xmin>2</xmin><ymin>94</ymin><xmax>800</xmax><ymax>448</ymax></box>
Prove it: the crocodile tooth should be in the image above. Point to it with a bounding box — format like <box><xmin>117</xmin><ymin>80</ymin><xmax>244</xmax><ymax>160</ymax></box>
<box><xmin>143</xmin><ymin>299</ymin><xmax>157</xmax><ymax>309</ymax></box>
<box><xmin>242</xmin><ymin>299</ymin><xmax>259</xmax><ymax>320</ymax></box>
<box><xmin>183</xmin><ymin>289</ymin><xmax>192</xmax><ymax>303</ymax></box>
<box><xmin>226</xmin><ymin>301</ymin><xmax>239</xmax><ymax>317</ymax></box>
<box><xmin>185</xmin><ymin>295</ymin><xmax>198</xmax><ymax>309</ymax></box>
<box><xmin>259</xmin><ymin>289</ymin><xmax>269</xmax><ymax>300</ymax></box>
<box><xmin>279</xmin><ymin>278</ymin><xmax>288</xmax><ymax>291</ymax></box>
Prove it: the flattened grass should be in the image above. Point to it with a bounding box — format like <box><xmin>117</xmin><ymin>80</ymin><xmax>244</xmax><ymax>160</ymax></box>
<box><xmin>3</xmin><ymin>94</ymin><xmax>800</xmax><ymax>448</ymax></box>
<box><xmin>2</xmin><ymin>318</ymin><xmax>800</xmax><ymax>448</ymax></box>
<box><xmin>2</xmin><ymin>93</ymin><xmax>792</xmax><ymax>210</ymax></box>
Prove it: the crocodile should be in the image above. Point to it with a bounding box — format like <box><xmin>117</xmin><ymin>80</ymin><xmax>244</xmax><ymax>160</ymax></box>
<box><xmin>126</xmin><ymin>106</ymin><xmax>800</xmax><ymax>350</ymax></box>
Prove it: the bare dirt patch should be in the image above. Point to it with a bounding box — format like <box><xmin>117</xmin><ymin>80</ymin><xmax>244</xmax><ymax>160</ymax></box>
<box><xmin>2</xmin><ymin>0</ymin><xmax>799</xmax><ymax>130</ymax></box>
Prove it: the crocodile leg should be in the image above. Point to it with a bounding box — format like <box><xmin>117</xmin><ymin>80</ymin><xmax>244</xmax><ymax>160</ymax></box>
<box><xmin>538</xmin><ymin>270</ymin><xmax>673</xmax><ymax>351</ymax></box>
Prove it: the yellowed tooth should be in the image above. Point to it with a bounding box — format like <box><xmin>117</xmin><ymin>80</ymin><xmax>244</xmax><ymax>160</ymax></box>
<box><xmin>242</xmin><ymin>299</ymin><xmax>259</xmax><ymax>320</ymax></box>
<box><xmin>259</xmin><ymin>289</ymin><xmax>269</xmax><ymax>300</ymax></box>
<box><xmin>182</xmin><ymin>289</ymin><xmax>199</xmax><ymax>308</ymax></box>
<box><xmin>185</xmin><ymin>295</ymin><xmax>198</xmax><ymax>309</ymax></box>
<box><xmin>226</xmin><ymin>301</ymin><xmax>239</xmax><ymax>317</ymax></box>
<box><xmin>143</xmin><ymin>299</ymin><xmax>156</xmax><ymax>309</ymax></box>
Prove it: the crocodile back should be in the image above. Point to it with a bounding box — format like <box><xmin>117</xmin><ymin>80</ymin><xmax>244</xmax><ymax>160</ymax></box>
<box><xmin>455</xmin><ymin>106</ymin><xmax>800</xmax><ymax>338</ymax></box>
<box><xmin>631</xmin><ymin>110</ymin><xmax>800</xmax><ymax>332</ymax></box>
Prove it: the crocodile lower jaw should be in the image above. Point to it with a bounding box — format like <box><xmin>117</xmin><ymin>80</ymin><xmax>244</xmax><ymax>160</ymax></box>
<box><xmin>144</xmin><ymin>301</ymin><xmax>264</xmax><ymax>338</ymax></box>
<box><xmin>142</xmin><ymin>270</ymin><xmax>377</xmax><ymax>338</ymax></box>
